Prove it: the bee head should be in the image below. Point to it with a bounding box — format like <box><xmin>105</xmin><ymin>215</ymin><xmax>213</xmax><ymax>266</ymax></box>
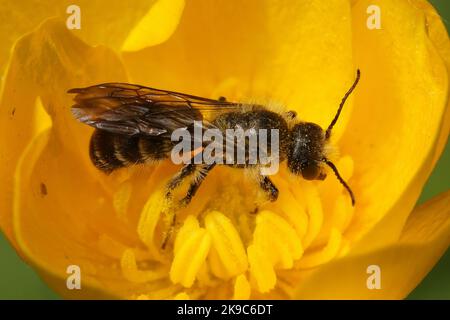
<box><xmin>287</xmin><ymin>69</ymin><xmax>360</xmax><ymax>206</ymax></box>
<box><xmin>287</xmin><ymin>122</ymin><xmax>327</xmax><ymax>181</ymax></box>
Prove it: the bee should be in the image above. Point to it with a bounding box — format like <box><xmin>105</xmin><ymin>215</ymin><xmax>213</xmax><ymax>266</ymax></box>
<box><xmin>69</xmin><ymin>70</ymin><xmax>360</xmax><ymax>246</ymax></box>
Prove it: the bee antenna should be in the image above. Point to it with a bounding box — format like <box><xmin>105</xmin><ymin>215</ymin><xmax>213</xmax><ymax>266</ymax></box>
<box><xmin>325</xmin><ymin>69</ymin><xmax>361</xmax><ymax>140</ymax></box>
<box><xmin>323</xmin><ymin>158</ymin><xmax>355</xmax><ymax>206</ymax></box>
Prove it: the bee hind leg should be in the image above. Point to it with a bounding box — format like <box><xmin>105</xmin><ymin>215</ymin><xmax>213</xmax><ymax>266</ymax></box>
<box><xmin>162</xmin><ymin>163</ymin><xmax>215</xmax><ymax>249</ymax></box>
<box><xmin>161</xmin><ymin>163</ymin><xmax>198</xmax><ymax>249</ymax></box>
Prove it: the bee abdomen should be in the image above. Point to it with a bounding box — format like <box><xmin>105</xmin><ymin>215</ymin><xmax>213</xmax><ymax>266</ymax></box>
<box><xmin>89</xmin><ymin>130</ymin><xmax>142</xmax><ymax>173</ymax></box>
<box><xmin>137</xmin><ymin>136</ymin><xmax>173</xmax><ymax>162</ymax></box>
<box><xmin>89</xmin><ymin>129</ymin><xmax>172</xmax><ymax>173</ymax></box>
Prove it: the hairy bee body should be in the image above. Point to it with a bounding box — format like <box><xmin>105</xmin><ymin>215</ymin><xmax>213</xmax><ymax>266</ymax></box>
<box><xmin>89</xmin><ymin>107</ymin><xmax>291</xmax><ymax>172</ymax></box>
<box><xmin>70</xmin><ymin>69</ymin><xmax>360</xmax><ymax>213</ymax></box>
<box><xmin>212</xmin><ymin>108</ymin><xmax>291</xmax><ymax>168</ymax></box>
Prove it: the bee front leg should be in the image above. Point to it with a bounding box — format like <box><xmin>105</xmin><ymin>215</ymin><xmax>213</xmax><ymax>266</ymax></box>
<box><xmin>258</xmin><ymin>175</ymin><xmax>279</xmax><ymax>202</ymax></box>
<box><xmin>179</xmin><ymin>163</ymin><xmax>216</xmax><ymax>207</ymax></box>
<box><xmin>165</xmin><ymin>163</ymin><xmax>197</xmax><ymax>199</ymax></box>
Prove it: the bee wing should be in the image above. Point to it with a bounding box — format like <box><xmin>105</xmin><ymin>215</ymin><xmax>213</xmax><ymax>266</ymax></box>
<box><xmin>68</xmin><ymin>83</ymin><xmax>242</xmax><ymax>136</ymax></box>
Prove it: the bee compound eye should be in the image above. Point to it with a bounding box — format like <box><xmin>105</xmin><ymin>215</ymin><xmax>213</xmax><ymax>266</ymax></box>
<box><xmin>301</xmin><ymin>162</ymin><xmax>320</xmax><ymax>180</ymax></box>
<box><xmin>318</xmin><ymin>171</ymin><xmax>327</xmax><ymax>180</ymax></box>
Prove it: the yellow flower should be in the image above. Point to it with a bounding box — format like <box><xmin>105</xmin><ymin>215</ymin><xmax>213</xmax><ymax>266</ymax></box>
<box><xmin>0</xmin><ymin>0</ymin><xmax>449</xmax><ymax>299</ymax></box>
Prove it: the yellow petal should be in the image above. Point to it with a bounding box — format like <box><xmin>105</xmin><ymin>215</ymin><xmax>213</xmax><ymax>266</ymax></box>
<box><xmin>0</xmin><ymin>19</ymin><xmax>144</xmax><ymax>298</ymax></box>
<box><xmin>0</xmin><ymin>1</ymin><xmax>159</xmax><ymax>76</ymax></box>
<box><xmin>123</xmin><ymin>0</ymin><xmax>354</xmax><ymax>139</ymax></box>
<box><xmin>294</xmin><ymin>190</ymin><xmax>450</xmax><ymax>299</ymax></box>
<box><xmin>1</xmin><ymin>0</ymin><xmax>448</xmax><ymax>301</ymax></box>
<box><xmin>122</xmin><ymin>0</ymin><xmax>185</xmax><ymax>51</ymax></box>
<box><xmin>341</xmin><ymin>0</ymin><xmax>450</xmax><ymax>252</ymax></box>
<box><xmin>13</xmin><ymin>129</ymin><xmax>132</xmax><ymax>299</ymax></box>
<box><xmin>410</xmin><ymin>0</ymin><xmax>450</xmax><ymax>165</ymax></box>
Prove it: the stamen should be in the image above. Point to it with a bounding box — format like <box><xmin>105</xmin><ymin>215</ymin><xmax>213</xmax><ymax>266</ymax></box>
<box><xmin>337</xmin><ymin>238</ymin><xmax>350</xmax><ymax>257</ymax></box>
<box><xmin>253</xmin><ymin>211</ymin><xmax>303</xmax><ymax>269</ymax></box>
<box><xmin>174</xmin><ymin>216</ymin><xmax>199</xmax><ymax>254</ymax></box>
<box><xmin>237</xmin><ymin>213</ymin><xmax>254</xmax><ymax>244</ymax></box>
<box><xmin>196</xmin><ymin>261</ymin><xmax>219</xmax><ymax>287</ymax></box>
<box><xmin>205</xmin><ymin>211</ymin><xmax>248</xmax><ymax>278</ymax></box>
<box><xmin>113</xmin><ymin>181</ymin><xmax>132</xmax><ymax>221</ymax></box>
<box><xmin>209</xmin><ymin>245</ymin><xmax>232</xmax><ymax>279</ymax></box>
<box><xmin>332</xmin><ymin>193</ymin><xmax>355</xmax><ymax>232</ymax></box>
<box><xmin>268</xmin><ymin>177</ymin><xmax>308</xmax><ymax>239</ymax></box>
<box><xmin>170</xmin><ymin>219</ymin><xmax>211</xmax><ymax>288</ymax></box>
<box><xmin>253</xmin><ymin>219</ymin><xmax>292</xmax><ymax>269</ymax></box>
<box><xmin>127</xmin><ymin>156</ymin><xmax>356</xmax><ymax>298</ymax></box>
<box><xmin>247</xmin><ymin>244</ymin><xmax>277</xmax><ymax>293</ymax></box>
<box><xmin>299</xmin><ymin>185</ymin><xmax>324</xmax><ymax>248</ymax></box>
<box><xmin>137</xmin><ymin>187</ymin><xmax>170</xmax><ymax>260</ymax></box>
<box><xmin>310</xmin><ymin>194</ymin><xmax>354</xmax><ymax>248</ymax></box>
<box><xmin>233</xmin><ymin>274</ymin><xmax>251</xmax><ymax>300</ymax></box>
<box><xmin>296</xmin><ymin>228</ymin><xmax>343</xmax><ymax>269</ymax></box>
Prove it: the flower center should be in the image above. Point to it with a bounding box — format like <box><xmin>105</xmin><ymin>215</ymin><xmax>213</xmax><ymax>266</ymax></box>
<box><xmin>114</xmin><ymin>155</ymin><xmax>354</xmax><ymax>299</ymax></box>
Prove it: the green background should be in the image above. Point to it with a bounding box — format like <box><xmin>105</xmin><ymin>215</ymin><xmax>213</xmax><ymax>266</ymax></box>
<box><xmin>0</xmin><ymin>0</ymin><xmax>449</xmax><ymax>300</ymax></box>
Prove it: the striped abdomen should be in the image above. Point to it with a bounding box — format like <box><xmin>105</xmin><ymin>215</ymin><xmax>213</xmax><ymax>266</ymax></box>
<box><xmin>89</xmin><ymin>129</ymin><xmax>172</xmax><ymax>173</ymax></box>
